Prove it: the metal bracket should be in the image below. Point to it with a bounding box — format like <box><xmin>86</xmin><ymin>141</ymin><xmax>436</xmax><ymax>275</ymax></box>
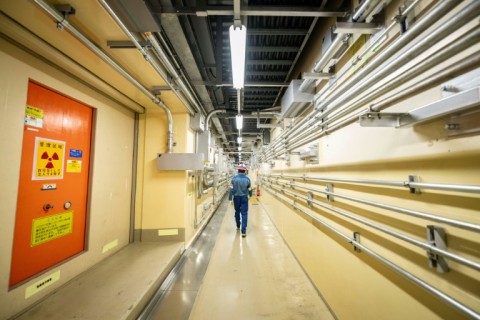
<box><xmin>302</xmin><ymin>72</ymin><xmax>334</xmax><ymax>80</ymax></box>
<box><xmin>408</xmin><ymin>175</ymin><xmax>420</xmax><ymax>194</ymax></box>
<box><xmin>325</xmin><ymin>184</ymin><xmax>334</xmax><ymax>202</ymax></box>
<box><xmin>306</xmin><ymin>192</ymin><xmax>314</xmax><ymax>207</ymax></box>
<box><xmin>333</xmin><ymin>22</ymin><xmax>382</xmax><ymax>34</ymax></box>
<box><xmin>360</xmin><ymin>87</ymin><xmax>480</xmax><ymax>128</ymax></box>
<box><xmin>289</xmin><ymin>179</ymin><xmax>295</xmax><ymax>189</ymax></box>
<box><xmin>426</xmin><ymin>226</ymin><xmax>449</xmax><ymax>273</ymax></box>
<box><xmin>445</xmin><ymin>108</ymin><xmax>480</xmax><ymax>138</ymax></box>
<box><xmin>351</xmin><ymin>232</ymin><xmax>361</xmax><ymax>252</ymax></box>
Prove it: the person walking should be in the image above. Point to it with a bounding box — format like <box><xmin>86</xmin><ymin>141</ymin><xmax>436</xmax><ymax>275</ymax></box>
<box><xmin>230</xmin><ymin>165</ymin><xmax>252</xmax><ymax>237</ymax></box>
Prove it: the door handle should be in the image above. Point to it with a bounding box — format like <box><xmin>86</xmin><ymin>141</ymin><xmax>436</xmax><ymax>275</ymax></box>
<box><xmin>43</xmin><ymin>203</ymin><xmax>54</xmax><ymax>212</ymax></box>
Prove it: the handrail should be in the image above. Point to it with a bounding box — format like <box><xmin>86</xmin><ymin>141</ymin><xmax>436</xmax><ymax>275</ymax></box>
<box><xmin>264</xmin><ymin>181</ymin><xmax>480</xmax><ymax>272</ymax></box>
<box><xmin>263</xmin><ymin>176</ymin><xmax>480</xmax><ymax>233</ymax></box>
<box><xmin>263</xmin><ymin>173</ymin><xmax>480</xmax><ymax>194</ymax></box>
<box><xmin>263</xmin><ymin>188</ymin><xmax>480</xmax><ymax>320</ymax></box>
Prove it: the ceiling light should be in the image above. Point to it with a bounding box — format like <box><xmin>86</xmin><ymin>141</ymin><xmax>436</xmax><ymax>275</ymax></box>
<box><xmin>237</xmin><ymin>136</ymin><xmax>242</xmax><ymax>144</ymax></box>
<box><xmin>229</xmin><ymin>25</ymin><xmax>247</xmax><ymax>89</ymax></box>
<box><xmin>238</xmin><ymin>146</ymin><xmax>242</xmax><ymax>151</ymax></box>
<box><xmin>236</xmin><ymin>114</ymin><xmax>243</xmax><ymax>130</ymax></box>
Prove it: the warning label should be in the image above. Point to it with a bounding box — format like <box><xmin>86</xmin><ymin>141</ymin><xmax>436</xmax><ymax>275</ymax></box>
<box><xmin>32</xmin><ymin>137</ymin><xmax>65</xmax><ymax>180</ymax></box>
<box><xmin>66</xmin><ymin>160</ymin><xmax>82</xmax><ymax>173</ymax></box>
<box><xmin>25</xmin><ymin>105</ymin><xmax>44</xmax><ymax>128</ymax></box>
<box><xmin>31</xmin><ymin>211</ymin><xmax>74</xmax><ymax>246</ymax></box>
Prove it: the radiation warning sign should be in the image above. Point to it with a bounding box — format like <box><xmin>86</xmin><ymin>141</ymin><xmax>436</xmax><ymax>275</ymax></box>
<box><xmin>32</xmin><ymin>137</ymin><xmax>66</xmax><ymax>180</ymax></box>
<box><xmin>31</xmin><ymin>211</ymin><xmax>73</xmax><ymax>246</ymax></box>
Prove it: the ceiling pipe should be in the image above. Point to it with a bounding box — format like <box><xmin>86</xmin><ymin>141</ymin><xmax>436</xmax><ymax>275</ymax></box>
<box><xmin>298</xmin><ymin>33</ymin><xmax>350</xmax><ymax>93</ymax></box>
<box><xmin>263</xmin><ymin>0</ymin><xmax>471</xmax><ymax>161</ymax></box>
<box><xmin>98</xmin><ymin>0</ymin><xmax>198</xmax><ymax>117</ymax></box>
<box><xmin>32</xmin><ymin>0</ymin><xmax>175</xmax><ymax>153</ymax></box>
<box><xmin>272</xmin><ymin>0</ymin><xmax>460</xmax><ymax>151</ymax></box>
<box><xmin>145</xmin><ymin>32</ymin><xmax>207</xmax><ymax>116</ymax></box>
<box><xmin>206</xmin><ymin>109</ymin><xmax>227</xmax><ymax>131</ymax></box>
<box><xmin>352</xmin><ymin>0</ymin><xmax>381</xmax><ymax>22</ymax></box>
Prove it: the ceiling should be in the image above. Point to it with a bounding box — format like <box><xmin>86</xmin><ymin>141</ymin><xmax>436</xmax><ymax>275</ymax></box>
<box><xmin>1</xmin><ymin>0</ymin><xmax>353</xmax><ymax>163</ymax></box>
<box><xmin>106</xmin><ymin>0</ymin><xmax>351</xmax><ymax>161</ymax></box>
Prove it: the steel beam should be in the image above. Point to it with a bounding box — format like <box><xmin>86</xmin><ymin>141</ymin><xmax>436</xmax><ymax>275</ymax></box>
<box><xmin>158</xmin><ymin>6</ymin><xmax>347</xmax><ymax>17</ymax></box>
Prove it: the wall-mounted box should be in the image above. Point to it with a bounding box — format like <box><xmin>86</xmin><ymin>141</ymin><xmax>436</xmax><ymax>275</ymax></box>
<box><xmin>281</xmin><ymin>80</ymin><xmax>314</xmax><ymax>119</ymax></box>
<box><xmin>190</xmin><ymin>113</ymin><xmax>205</xmax><ymax>132</ymax></box>
<box><xmin>157</xmin><ymin>153</ymin><xmax>204</xmax><ymax>170</ymax></box>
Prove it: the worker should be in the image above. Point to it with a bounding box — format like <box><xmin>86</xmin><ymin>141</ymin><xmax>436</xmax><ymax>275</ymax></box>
<box><xmin>230</xmin><ymin>165</ymin><xmax>252</xmax><ymax>237</ymax></box>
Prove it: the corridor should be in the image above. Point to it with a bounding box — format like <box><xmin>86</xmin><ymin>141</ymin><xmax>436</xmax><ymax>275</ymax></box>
<box><xmin>186</xmin><ymin>200</ymin><xmax>334</xmax><ymax>319</ymax></box>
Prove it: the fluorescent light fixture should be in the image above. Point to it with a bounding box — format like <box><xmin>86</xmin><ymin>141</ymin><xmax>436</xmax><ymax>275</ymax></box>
<box><xmin>236</xmin><ymin>114</ymin><xmax>243</xmax><ymax>130</ymax></box>
<box><xmin>237</xmin><ymin>136</ymin><xmax>242</xmax><ymax>144</ymax></box>
<box><xmin>229</xmin><ymin>25</ymin><xmax>247</xmax><ymax>89</ymax></box>
<box><xmin>238</xmin><ymin>146</ymin><xmax>242</xmax><ymax>151</ymax></box>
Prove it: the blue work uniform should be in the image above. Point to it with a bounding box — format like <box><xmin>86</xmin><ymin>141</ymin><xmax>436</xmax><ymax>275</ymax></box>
<box><xmin>231</xmin><ymin>173</ymin><xmax>251</xmax><ymax>234</ymax></box>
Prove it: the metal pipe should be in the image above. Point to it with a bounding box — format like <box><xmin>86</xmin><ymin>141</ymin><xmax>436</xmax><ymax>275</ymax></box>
<box><xmin>267</xmin><ymin>182</ymin><xmax>480</xmax><ymax>271</ymax></box>
<box><xmin>33</xmin><ymin>0</ymin><xmax>157</xmax><ymax>103</ymax></box>
<box><xmin>352</xmin><ymin>0</ymin><xmax>379</xmax><ymax>22</ymax></box>
<box><xmin>206</xmin><ymin>109</ymin><xmax>227</xmax><ymax>131</ymax></box>
<box><xmin>301</xmin><ymin>26</ymin><xmax>480</xmax><ymax>146</ymax></box>
<box><xmin>34</xmin><ymin>0</ymin><xmax>175</xmax><ymax>153</ymax></box>
<box><xmin>337</xmin><ymin>0</ymin><xmax>421</xmax><ymax>82</ymax></box>
<box><xmin>315</xmin><ymin>1</ymin><xmax>477</xmax><ymax>118</ymax></box>
<box><xmin>271</xmin><ymin>21</ymin><xmax>480</xmax><ymax>156</ymax></box>
<box><xmin>274</xmin><ymin>0</ymin><xmax>463</xmax><ymax>150</ymax></box>
<box><xmin>264</xmin><ymin>188</ymin><xmax>480</xmax><ymax>320</ymax></box>
<box><xmin>99</xmin><ymin>0</ymin><xmax>199</xmax><ymax>116</ymax></box>
<box><xmin>299</xmin><ymin>33</ymin><xmax>350</xmax><ymax>92</ymax></box>
<box><xmin>264</xmin><ymin>173</ymin><xmax>480</xmax><ymax>194</ymax></box>
<box><xmin>265</xmin><ymin>176</ymin><xmax>480</xmax><ymax>232</ymax></box>
<box><xmin>371</xmin><ymin>53</ymin><xmax>480</xmax><ymax>112</ymax></box>
<box><xmin>145</xmin><ymin>32</ymin><xmax>204</xmax><ymax>116</ymax></box>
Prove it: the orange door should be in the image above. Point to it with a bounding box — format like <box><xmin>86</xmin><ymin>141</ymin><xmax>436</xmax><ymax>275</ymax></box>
<box><xmin>10</xmin><ymin>81</ymin><xmax>93</xmax><ymax>287</ymax></box>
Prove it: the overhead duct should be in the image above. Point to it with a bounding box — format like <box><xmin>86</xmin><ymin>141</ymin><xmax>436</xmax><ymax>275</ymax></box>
<box><xmin>280</xmin><ymin>80</ymin><xmax>314</xmax><ymax>119</ymax></box>
<box><xmin>103</xmin><ymin>0</ymin><xmax>160</xmax><ymax>32</ymax></box>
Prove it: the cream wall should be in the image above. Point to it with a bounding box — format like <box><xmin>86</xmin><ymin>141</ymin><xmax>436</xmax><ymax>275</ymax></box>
<box><xmin>0</xmin><ymin>38</ymin><xmax>136</xmax><ymax>319</ymax></box>
<box><xmin>138</xmin><ymin>109</ymin><xmax>224</xmax><ymax>246</ymax></box>
<box><xmin>259</xmin><ymin>1</ymin><xmax>480</xmax><ymax>319</ymax></box>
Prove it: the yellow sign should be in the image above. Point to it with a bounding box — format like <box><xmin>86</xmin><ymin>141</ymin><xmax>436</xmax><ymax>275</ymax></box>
<box><xmin>31</xmin><ymin>211</ymin><xmax>74</xmax><ymax>246</ymax></box>
<box><xmin>33</xmin><ymin>137</ymin><xmax>65</xmax><ymax>180</ymax></box>
<box><xmin>25</xmin><ymin>105</ymin><xmax>44</xmax><ymax>128</ymax></box>
<box><xmin>66</xmin><ymin>160</ymin><xmax>82</xmax><ymax>173</ymax></box>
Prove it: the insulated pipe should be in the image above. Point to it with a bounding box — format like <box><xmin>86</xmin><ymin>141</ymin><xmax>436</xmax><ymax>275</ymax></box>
<box><xmin>33</xmin><ymin>0</ymin><xmax>175</xmax><ymax>153</ymax></box>
<box><xmin>206</xmin><ymin>109</ymin><xmax>227</xmax><ymax>131</ymax></box>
